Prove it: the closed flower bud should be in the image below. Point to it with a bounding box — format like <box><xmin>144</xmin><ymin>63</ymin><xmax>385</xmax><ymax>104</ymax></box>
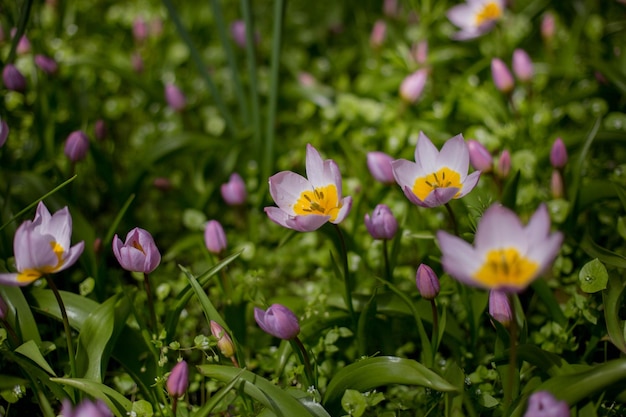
<box><xmin>370</xmin><ymin>20</ymin><xmax>386</xmax><ymax>49</ymax></box>
<box><xmin>550</xmin><ymin>170</ymin><xmax>564</xmax><ymax>199</ymax></box>
<box><xmin>167</xmin><ymin>360</ymin><xmax>189</xmax><ymax>398</ymax></box>
<box><xmin>2</xmin><ymin>64</ymin><xmax>26</xmax><ymax>92</ymax></box>
<box><xmin>164</xmin><ymin>83</ymin><xmax>186</xmax><ymax>112</ymax></box>
<box><xmin>411</xmin><ymin>40</ymin><xmax>428</xmax><ymax>65</ymax></box>
<box><xmin>489</xmin><ymin>290</ymin><xmax>512</xmax><ymax>327</ymax></box>
<box><xmin>61</xmin><ymin>399</ymin><xmax>112</xmax><ymax>417</ymax></box>
<box><xmin>467</xmin><ymin>140</ymin><xmax>492</xmax><ymax>172</ymax></box>
<box><xmin>16</xmin><ymin>36</ymin><xmax>31</xmax><ymax>55</ymax></box>
<box><xmin>523</xmin><ymin>391</ymin><xmax>570</xmax><ymax>417</ymax></box>
<box><xmin>94</xmin><ymin>119</ymin><xmax>107</xmax><ymax>141</ymax></box>
<box><xmin>0</xmin><ymin>119</ymin><xmax>8</xmax><ymax>148</ymax></box>
<box><xmin>220</xmin><ymin>173</ymin><xmax>247</xmax><ymax>206</ymax></box>
<box><xmin>112</xmin><ymin>227</ymin><xmax>161</xmax><ymax>273</ymax></box>
<box><xmin>367</xmin><ymin>151</ymin><xmax>395</xmax><ymax>184</ymax></box>
<box><xmin>132</xmin><ymin>17</ymin><xmax>149</xmax><ymax>43</ymax></box>
<box><xmin>541</xmin><ymin>13</ymin><xmax>555</xmax><ymax>42</ymax></box>
<box><xmin>491</xmin><ymin>58</ymin><xmax>514</xmax><ymax>94</ymax></box>
<box><xmin>364</xmin><ymin>204</ymin><xmax>398</xmax><ymax>240</ymax></box>
<box><xmin>64</xmin><ymin>130</ymin><xmax>90</xmax><ymax>162</ymax></box>
<box><xmin>34</xmin><ymin>54</ymin><xmax>58</xmax><ymax>75</ymax></box>
<box><xmin>550</xmin><ymin>137</ymin><xmax>567</xmax><ymax>168</ymax></box>
<box><xmin>254</xmin><ymin>304</ymin><xmax>300</xmax><ymax>340</ymax></box>
<box><xmin>399</xmin><ymin>69</ymin><xmax>428</xmax><ymax>103</ymax></box>
<box><xmin>495</xmin><ymin>149</ymin><xmax>511</xmax><ymax>178</ymax></box>
<box><xmin>210</xmin><ymin>320</ymin><xmax>235</xmax><ymax>358</ymax></box>
<box><xmin>204</xmin><ymin>220</ymin><xmax>227</xmax><ymax>254</ymax></box>
<box><xmin>512</xmin><ymin>49</ymin><xmax>533</xmax><ymax>82</ymax></box>
<box><xmin>230</xmin><ymin>20</ymin><xmax>259</xmax><ymax>48</ymax></box>
<box><xmin>153</xmin><ymin>177</ymin><xmax>173</xmax><ymax>191</ymax></box>
<box><xmin>383</xmin><ymin>0</ymin><xmax>399</xmax><ymax>18</ymax></box>
<box><xmin>416</xmin><ymin>264</ymin><xmax>440</xmax><ymax>300</ymax></box>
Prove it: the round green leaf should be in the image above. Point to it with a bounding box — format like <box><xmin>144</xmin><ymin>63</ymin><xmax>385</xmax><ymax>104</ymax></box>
<box><xmin>579</xmin><ymin>258</ymin><xmax>609</xmax><ymax>293</ymax></box>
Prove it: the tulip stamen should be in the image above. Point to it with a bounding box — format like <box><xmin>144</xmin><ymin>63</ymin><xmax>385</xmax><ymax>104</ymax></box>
<box><xmin>474</xmin><ymin>248</ymin><xmax>538</xmax><ymax>287</ymax></box>
<box><xmin>294</xmin><ymin>184</ymin><xmax>341</xmax><ymax>221</ymax></box>
<box><xmin>413</xmin><ymin>167</ymin><xmax>463</xmax><ymax>200</ymax></box>
<box><xmin>475</xmin><ymin>2</ymin><xmax>502</xmax><ymax>26</ymax></box>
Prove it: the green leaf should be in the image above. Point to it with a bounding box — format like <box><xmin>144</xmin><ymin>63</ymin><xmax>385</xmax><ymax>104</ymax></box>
<box><xmin>580</xmin><ymin>233</ymin><xmax>626</xmax><ymax>269</ymax></box>
<box><xmin>322</xmin><ymin>356</ymin><xmax>456</xmax><ymax>414</ymax></box>
<box><xmin>578</xmin><ymin>259</ymin><xmax>609</xmax><ymax>293</ymax></box>
<box><xmin>179</xmin><ymin>264</ymin><xmax>229</xmax><ymax>330</ymax></box>
<box><xmin>14</xmin><ymin>340</ymin><xmax>56</xmax><ymax>376</ymax></box>
<box><xmin>50</xmin><ymin>377</ymin><xmax>133</xmax><ymax>417</ymax></box>
<box><xmin>602</xmin><ymin>275</ymin><xmax>626</xmax><ymax>354</ymax></box>
<box><xmin>342</xmin><ymin>389</ymin><xmax>367</xmax><ymax>417</ymax></box>
<box><xmin>501</xmin><ymin>170</ymin><xmax>521</xmax><ymax>210</ymax></box>
<box><xmin>197</xmin><ymin>365</ymin><xmax>317</xmax><ymax>416</ymax></box>
<box><xmin>0</xmin><ymin>375</ymin><xmax>29</xmax><ymax>390</ymax></box>
<box><xmin>192</xmin><ymin>368</ymin><xmax>247</xmax><ymax>417</ymax></box>
<box><xmin>0</xmin><ymin>286</ymin><xmax>41</xmax><ymax>345</ymax></box>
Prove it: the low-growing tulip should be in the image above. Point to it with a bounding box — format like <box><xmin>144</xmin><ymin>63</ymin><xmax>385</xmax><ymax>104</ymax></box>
<box><xmin>370</xmin><ymin>20</ymin><xmax>386</xmax><ymax>49</ymax></box>
<box><xmin>210</xmin><ymin>320</ymin><xmax>235</xmax><ymax>359</ymax></box>
<box><xmin>447</xmin><ymin>0</ymin><xmax>505</xmax><ymax>40</ymax></box>
<box><xmin>367</xmin><ymin>151</ymin><xmax>395</xmax><ymax>184</ymax></box>
<box><xmin>204</xmin><ymin>220</ymin><xmax>227</xmax><ymax>254</ymax></box>
<box><xmin>512</xmin><ymin>49</ymin><xmax>533</xmax><ymax>82</ymax></box>
<box><xmin>523</xmin><ymin>391</ymin><xmax>570</xmax><ymax>417</ymax></box>
<box><xmin>468</xmin><ymin>140</ymin><xmax>493</xmax><ymax>172</ymax></box>
<box><xmin>0</xmin><ymin>202</ymin><xmax>85</xmax><ymax>286</ymax></box>
<box><xmin>165</xmin><ymin>83</ymin><xmax>186</xmax><ymax>112</ymax></box>
<box><xmin>2</xmin><ymin>64</ymin><xmax>26</xmax><ymax>92</ymax></box>
<box><xmin>364</xmin><ymin>204</ymin><xmax>398</xmax><ymax>240</ymax></box>
<box><xmin>112</xmin><ymin>227</ymin><xmax>161</xmax><ymax>274</ymax></box>
<box><xmin>34</xmin><ymin>55</ymin><xmax>58</xmax><ymax>75</ymax></box>
<box><xmin>220</xmin><ymin>173</ymin><xmax>247</xmax><ymax>206</ymax></box>
<box><xmin>64</xmin><ymin>130</ymin><xmax>89</xmax><ymax>162</ymax></box>
<box><xmin>61</xmin><ymin>398</ymin><xmax>113</xmax><ymax>417</ymax></box>
<box><xmin>254</xmin><ymin>304</ymin><xmax>300</xmax><ymax>340</ymax></box>
<box><xmin>491</xmin><ymin>58</ymin><xmax>514</xmax><ymax>94</ymax></box>
<box><xmin>167</xmin><ymin>360</ymin><xmax>189</xmax><ymax>398</ymax></box>
<box><xmin>416</xmin><ymin>264</ymin><xmax>440</xmax><ymax>300</ymax></box>
<box><xmin>495</xmin><ymin>149</ymin><xmax>511</xmax><ymax>178</ymax></box>
<box><xmin>94</xmin><ymin>119</ymin><xmax>107</xmax><ymax>141</ymax></box>
<box><xmin>399</xmin><ymin>69</ymin><xmax>428</xmax><ymax>103</ymax></box>
<box><xmin>489</xmin><ymin>290</ymin><xmax>512</xmax><ymax>327</ymax></box>
<box><xmin>541</xmin><ymin>13</ymin><xmax>555</xmax><ymax>42</ymax></box>
<box><xmin>550</xmin><ymin>137</ymin><xmax>568</xmax><ymax>168</ymax></box>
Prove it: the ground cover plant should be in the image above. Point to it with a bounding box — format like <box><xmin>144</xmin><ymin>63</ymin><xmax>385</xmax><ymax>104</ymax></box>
<box><xmin>1</xmin><ymin>0</ymin><xmax>626</xmax><ymax>416</ymax></box>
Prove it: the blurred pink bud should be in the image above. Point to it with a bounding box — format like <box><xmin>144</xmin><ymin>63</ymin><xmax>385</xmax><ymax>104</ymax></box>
<box><xmin>34</xmin><ymin>54</ymin><xmax>58</xmax><ymax>75</ymax></box>
<box><xmin>254</xmin><ymin>304</ymin><xmax>300</xmax><ymax>340</ymax></box>
<box><xmin>153</xmin><ymin>177</ymin><xmax>173</xmax><ymax>191</ymax></box>
<box><xmin>2</xmin><ymin>64</ymin><xmax>26</xmax><ymax>92</ymax></box>
<box><xmin>204</xmin><ymin>220</ymin><xmax>227</xmax><ymax>254</ymax></box>
<box><xmin>298</xmin><ymin>71</ymin><xmax>316</xmax><ymax>88</ymax></box>
<box><xmin>0</xmin><ymin>119</ymin><xmax>8</xmax><ymax>148</ymax></box>
<box><xmin>132</xmin><ymin>18</ymin><xmax>149</xmax><ymax>43</ymax></box>
<box><xmin>94</xmin><ymin>119</ymin><xmax>107</xmax><ymax>141</ymax></box>
<box><xmin>64</xmin><ymin>130</ymin><xmax>90</xmax><ymax>162</ymax></box>
<box><xmin>370</xmin><ymin>20</ymin><xmax>387</xmax><ymax>49</ymax></box>
<box><xmin>550</xmin><ymin>170</ymin><xmax>564</xmax><ymax>199</ymax></box>
<box><xmin>416</xmin><ymin>264</ymin><xmax>440</xmax><ymax>300</ymax></box>
<box><xmin>131</xmin><ymin>52</ymin><xmax>144</xmax><ymax>73</ymax></box>
<box><xmin>364</xmin><ymin>204</ymin><xmax>398</xmax><ymax>240</ymax></box>
<box><xmin>112</xmin><ymin>228</ymin><xmax>161</xmax><ymax>274</ymax></box>
<box><xmin>495</xmin><ymin>149</ymin><xmax>511</xmax><ymax>178</ymax></box>
<box><xmin>491</xmin><ymin>58</ymin><xmax>514</xmax><ymax>93</ymax></box>
<box><xmin>230</xmin><ymin>20</ymin><xmax>259</xmax><ymax>48</ymax></box>
<box><xmin>541</xmin><ymin>13</ymin><xmax>555</xmax><ymax>42</ymax></box>
<box><xmin>367</xmin><ymin>151</ymin><xmax>395</xmax><ymax>184</ymax></box>
<box><xmin>210</xmin><ymin>320</ymin><xmax>236</xmax><ymax>358</ymax></box>
<box><xmin>167</xmin><ymin>361</ymin><xmax>189</xmax><ymax>398</ymax></box>
<box><xmin>93</xmin><ymin>237</ymin><xmax>103</xmax><ymax>255</ymax></box>
<box><xmin>489</xmin><ymin>290</ymin><xmax>512</xmax><ymax>327</ymax></box>
<box><xmin>165</xmin><ymin>83</ymin><xmax>186</xmax><ymax>112</ymax></box>
<box><xmin>11</xmin><ymin>29</ymin><xmax>30</xmax><ymax>55</ymax></box>
<box><xmin>220</xmin><ymin>173</ymin><xmax>247</xmax><ymax>206</ymax></box>
<box><xmin>411</xmin><ymin>40</ymin><xmax>428</xmax><ymax>64</ymax></box>
<box><xmin>400</xmin><ymin>68</ymin><xmax>428</xmax><ymax>103</ymax></box>
<box><xmin>523</xmin><ymin>391</ymin><xmax>570</xmax><ymax>417</ymax></box>
<box><xmin>467</xmin><ymin>140</ymin><xmax>493</xmax><ymax>172</ymax></box>
<box><xmin>550</xmin><ymin>137</ymin><xmax>568</xmax><ymax>168</ymax></box>
<box><xmin>61</xmin><ymin>399</ymin><xmax>112</xmax><ymax>417</ymax></box>
<box><xmin>512</xmin><ymin>49</ymin><xmax>533</xmax><ymax>82</ymax></box>
<box><xmin>383</xmin><ymin>0</ymin><xmax>399</xmax><ymax>18</ymax></box>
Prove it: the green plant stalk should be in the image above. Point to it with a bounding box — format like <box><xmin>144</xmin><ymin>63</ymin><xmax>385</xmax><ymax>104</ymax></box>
<box><xmin>504</xmin><ymin>293</ymin><xmax>519</xmax><ymax>412</ymax></box>
<box><xmin>45</xmin><ymin>276</ymin><xmax>76</xmax><ymax>391</ymax></box>
<box><xmin>291</xmin><ymin>336</ymin><xmax>315</xmax><ymax>388</ymax></box>
<box><xmin>429</xmin><ymin>299</ymin><xmax>439</xmax><ymax>359</ymax></box>
<box><xmin>333</xmin><ymin>224</ymin><xmax>355</xmax><ymax>326</ymax></box>
<box><xmin>143</xmin><ymin>273</ymin><xmax>158</xmax><ymax>331</ymax></box>
<box><xmin>209</xmin><ymin>0</ymin><xmax>249</xmax><ymax>125</ymax></box>
<box><xmin>161</xmin><ymin>0</ymin><xmax>237</xmax><ymax>136</ymax></box>
<box><xmin>382</xmin><ymin>239</ymin><xmax>392</xmax><ymax>282</ymax></box>
<box><xmin>444</xmin><ymin>203</ymin><xmax>459</xmax><ymax>237</ymax></box>
<box><xmin>5</xmin><ymin>0</ymin><xmax>34</xmax><ymax>65</ymax></box>
<box><xmin>261</xmin><ymin>0</ymin><xmax>287</xmax><ymax>187</ymax></box>
<box><xmin>240</xmin><ymin>0</ymin><xmax>261</xmax><ymax>160</ymax></box>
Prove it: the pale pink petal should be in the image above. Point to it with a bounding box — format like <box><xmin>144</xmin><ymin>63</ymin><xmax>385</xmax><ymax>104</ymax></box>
<box><xmin>391</xmin><ymin>159</ymin><xmax>420</xmax><ymax>191</ymax></box>
<box><xmin>332</xmin><ymin>196</ymin><xmax>353</xmax><ymax>224</ymax></box>
<box><xmin>446</xmin><ymin>4</ymin><xmax>474</xmax><ymax>28</ymax></box>
<box><xmin>34</xmin><ymin>201</ymin><xmax>52</xmax><ymax>223</ymax></box>
<box><xmin>437</xmin><ymin>230</ymin><xmax>482</xmax><ymax>286</ymax></box>
<box><xmin>414</xmin><ymin>132</ymin><xmax>439</xmax><ymax>173</ymax></box>
<box><xmin>402</xmin><ymin>186</ymin><xmax>429</xmax><ymax>207</ymax></box>
<box><xmin>326</xmin><ymin>159</ymin><xmax>343</xmax><ymax>197</ymax></box>
<box><xmin>422</xmin><ymin>187</ymin><xmax>460</xmax><ymax>207</ymax></box>
<box><xmin>14</xmin><ymin>226</ymin><xmax>58</xmax><ymax>271</ymax></box>
<box><xmin>289</xmin><ymin>214</ymin><xmax>331</xmax><ymax>232</ymax></box>
<box><xmin>269</xmin><ymin>171</ymin><xmax>312</xmax><ymax>214</ymax></box>
<box><xmin>474</xmin><ymin>205</ymin><xmax>526</xmax><ymax>254</ymax></box>
<box><xmin>305</xmin><ymin>144</ymin><xmax>333</xmax><ymax>188</ymax></box>
<box><xmin>39</xmin><ymin>207</ymin><xmax>72</xmax><ymax>249</ymax></box>
<box><xmin>458</xmin><ymin>171</ymin><xmax>481</xmax><ymax>198</ymax></box>
<box><xmin>56</xmin><ymin>242</ymin><xmax>85</xmax><ymax>272</ymax></box>
<box><xmin>526</xmin><ymin>232</ymin><xmax>563</xmax><ymax>275</ymax></box>
<box><xmin>0</xmin><ymin>273</ymin><xmax>23</xmax><ymax>286</ymax></box>
<box><xmin>524</xmin><ymin>204</ymin><xmax>550</xmax><ymax>241</ymax></box>
<box><xmin>437</xmin><ymin>135</ymin><xmax>469</xmax><ymax>179</ymax></box>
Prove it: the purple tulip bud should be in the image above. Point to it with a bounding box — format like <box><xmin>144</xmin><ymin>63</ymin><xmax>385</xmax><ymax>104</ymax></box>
<box><xmin>2</xmin><ymin>64</ymin><xmax>26</xmax><ymax>92</ymax></box>
<box><xmin>495</xmin><ymin>149</ymin><xmax>511</xmax><ymax>178</ymax></box>
<box><xmin>370</xmin><ymin>20</ymin><xmax>387</xmax><ymax>49</ymax></box>
<box><xmin>34</xmin><ymin>54</ymin><xmax>58</xmax><ymax>75</ymax></box>
<box><xmin>0</xmin><ymin>293</ymin><xmax>8</xmax><ymax>319</ymax></box>
<box><xmin>132</xmin><ymin>17</ymin><xmax>149</xmax><ymax>43</ymax></box>
<box><xmin>541</xmin><ymin>13</ymin><xmax>555</xmax><ymax>42</ymax></box>
<box><xmin>220</xmin><ymin>173</ymin><xmax>247</xmax><ymax>206</ymax></box>
<box><xmin>411</xmin><ymin>40</ymin><xmax>428</xmax><ymax>64</ymax></box>
<box><xmin>550</xmin><ymin>137</ymin><xmax>568</xmax><ymax>168</ymax></box>
<box><xmin>61</xmin><ymin>399</ymin><xmax>113</xmax><ymax>417</ymax></box>
<box><xmin>367</xmin><ymin>151</ymin><xmax>395</xmax><ymax>184</ymax></box>
<box><xmin>416</xmin><ymin>264</ymin><xmax>440</xmax><ymax>300</ymax></box>
<box><xmin>400</xmin><ymin>69</ymin><xmax>428</xmax><ymax>103</ymax></box>
<box><xmin>467</xmin><ymin>140</ymin><xmax>493</xmax><ymax>172</ymax></box>
<box><xmin>230</xmin><ymin>20</ymin><xmax>259</xmax><ymax>48</ymax></box>
<box><xmin>523</xmin><ymin>391</ymin><xmax>570</xmax><ymax>417</ymax></box>
<box><xmin>204</xmin><ymin>220</ymin><xmax>227</xmax><ymax>254</ymax></box>
<box><xmin>491</xmin><ymin>58</ymin><xmax>514</xmax><ymax>94</ymax></box>
<box><xmin>153</xmin><ymin>177</ymin><xmax>173</xmax><ymax>191</ymax></box>
<box><xmin>0</xmin><ymin>119</ymin><xmax>8</xmax><ymax>148</ymax></box>
<box><xmin>94</xmin><ymin>119</ymin><xmax>107</xmax><ymax>141</ymax></box>
<box><xmin>10</xmin><ymin>29</ymin><xmax>30</xmax><ymax>55</ymax></box>
<box><xmin>512</xmin><ymin>49</ymin><xmax>533</xmax><ymax>82</ymax></box>
<box><xmin>364</xmin><ymin>204</ymin><xmax>398</xmax><ymax>240</ymax></box>
<box><xmin>489</xmin><ymin>290</ymin><xmax>512</xmax><ymax>327</ymax></box>
<box><xmin>165</xmin><ymin>83</ymin><xmax>186</xmax><ymax>112</ymax></box>
<box><xmin>167</xmin><ymin>360</ymin><xmax>189</xmax><ymax>398</ymax></box>
<box><xmin>112</xmin><ymin>227</ymin><xmax>161</xmax><ymax>274</ymax></box>
<box><xmin>254</xmin><ymin>304</ymin><xmax>300</xmax><ymax>340</ymax></box>
<box><xmin>131</xmin><ymin>52</ymin><xmax>144</xmax><ymax>73</ymax></box>
<box><xmin>210</xmin><ymin>320</ymin><xmax>236</xmax><ymax>358</ymax></box>
<box><xmin>64</xmin><ymin>130</ymin><xmax>90</xmax><ymax>162</ymax></box>
<box><xmin>383</xmin><ymin>0</ymin><xmax>399</xmax><ymax>18</ymax></box>
<box><xmin>550</xmin><ymin>170</ymin><xmax>564</xmax><ymax>199</ymax></box>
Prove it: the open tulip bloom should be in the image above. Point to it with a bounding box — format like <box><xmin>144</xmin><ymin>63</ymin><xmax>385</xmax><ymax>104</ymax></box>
<box><xmin>265</xmin><ymin>144</ymin><xmax>352</xmax><ymax>232</ymax></box>
<box><xmin>437</xmin><ymin>204</ymin><xmax>563</xmax><ymax>293</ymax></box>
<box><xmin>0</xmin><ymin>202</ymin><xmax>84</xmax><ymax>286</ymax></box>
<box><xmin>391</xmin><ymin>132</ymin><xmax>480</xmax><ymax>208</ymax></box>
<box><xmin>447</xmin><ymin>0</ymin><xmax>504</xmax><ymax>40</ymax></box>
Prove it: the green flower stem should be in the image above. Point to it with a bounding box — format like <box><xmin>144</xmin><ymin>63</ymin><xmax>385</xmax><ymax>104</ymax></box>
<box><xmin>291</xmin><ymin>336</ymin><xmax>315</xmax><ymax>388</ymax></box>
<box><xmin>0</xmin><ymin>317</ymin><xmax>20</xmax><ymax>347</ymax></box>
<box><xmin>382</xmin><ymin>239</ymin><xmax>392</xmax><ymax>283</ymax></box>
<box><xmin>143</xmin><ymin>273</ymin><xmax>158</xmax><ymax>331</ymax></box>
<box><xmin>429</xmin><ymin>299</ymin><xmax>439</xmax><ymax>355</ymax></box>
<box><xmin>333</xmin><ymin>224</ymin><xmax>356</xmax><ymax>326</ymax></box>
<box><xmin>5</xmin><ymin>0</ymin><xmax>33</xmax><ymax>65</ymax></box>
<box><xmin>45</xmin><ymin>276</ymin><xmax>76</xmax><ymax>381</ymax></box>
<box><xmin>171</xmin><ymin>397</ymin><xmax>178</xmax><ymax>417</ymax></box>
<box><xmin>444</xmin><ymin>202</ymin><xmax>459</xmax><ymax>237</ymax></box>
<box><xmin>241</xmin><ymin>0</ymin><xmax>261</xmax><ymax>158</ymax></box>
<box><xmin>504</xmin><ymin>293</ymin><xmax>519</xmax><ymax>411</ymax></box>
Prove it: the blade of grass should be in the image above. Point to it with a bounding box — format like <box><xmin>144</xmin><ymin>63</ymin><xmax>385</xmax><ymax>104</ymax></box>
<box><xmin>241</xmin><ymin>0</ymin><xmax>262</xmax><ymax>166</ymax></box>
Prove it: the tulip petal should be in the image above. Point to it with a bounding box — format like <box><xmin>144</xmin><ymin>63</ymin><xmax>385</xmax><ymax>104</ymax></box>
<box><xmin>414</xmin><ymin>132</ymin><xmax>439</xmax><ymax>174</ymax></box>
<box><xmin>526</xmin><ymin>232</ymin><xmax>563</xmax><ymax>275</ymax></box>
<box><xmin>422</xmin><ymin>187</ymin><xmax>460</xmax><ymax>207</ymax></box>
<box><xmin>437</xmin><ymin>134</ymin><xmax>469</xmax><ymax>180</ymax></box>
<box><xmin>305</xmin><ymin>144</ymin><xmax>335</xmax><ymax>189</ymax></box>
<box><xmin>269</xmin><ymin>171</ymin><xmax>311</xmax><ymax>214</ymax></box>
<box><xmin>437</xmin><ymin>231</ymin><xmax>482</xmax><ymax>286</ymax></box>
<box><xmin>458</xmin><ymin>171</ymin><xmax>481</xmax><ymax>198</ymax></box>
<box><xmin>332</xmin><ymin>196</ymin><xmax>353</xmax><ymax>224</ymax></box>
<box><xmin>391</xmin><ymin>159</ymin><xmax>419</xmax><ymax>191</ymax></box>
<box><xmin>0</xmin><ymin>273</ymin><xmax>24</xmax><ymax>286</ymax></box>
<box><xmin>56</xmin><ymin>242</ymin><xmax>85</xmax><ymax>273</ymax></box>
<box><xmin>474</xmin><ymin>205</ymin><xmax>526</xmax><ymax>255</ymax></box>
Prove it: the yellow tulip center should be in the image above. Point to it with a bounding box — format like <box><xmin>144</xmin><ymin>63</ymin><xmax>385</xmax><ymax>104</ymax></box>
<box><xmin>293</xmin><ymin>184</ymin><xmax>341</xmax><ymax>221</ymax></box>
<box><xmin>412</xmin><ymin>167</ymin><xmax>462</xmax><ymax>201</ymax></box>
<box><xmin>16</xmin><ymin>241</ymin><xmax>65</xmax><ymax>283</ymax></box>
<box><xmin>475</xmin><ymin>2</ymin><xmax>502</xmax><ymax>26</ymax></box>
<box><xmin>473</xmin><ymin>248</ymin><xmax>539</xmax><ymax>288</ymax></box>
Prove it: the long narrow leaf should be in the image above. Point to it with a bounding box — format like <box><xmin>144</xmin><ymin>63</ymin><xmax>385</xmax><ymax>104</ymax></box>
<box><xmin>14</xmin><ymin>340</ymin><xmax>56</xmax><ymax>376</ymax></box>
<box><xmin>602</xmin><ymin>275</ymin><xmax>626</xmax><ymax>353</ymax></box>
<box><xmin>51</xmin><ymin>377</ymin><xmax>133</xmax><ymax>417</ymax></box>
<box><xmin>0</xmin><ymin>285</ymin><xmax>41</xmax><ymax>345</ymax></box>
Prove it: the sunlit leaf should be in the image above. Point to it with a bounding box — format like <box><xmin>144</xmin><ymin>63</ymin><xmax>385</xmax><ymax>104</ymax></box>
<box><xmin>578</xmin><ymin>258</ymin><xmax>608</xmax><ymax>293</ymax></box>
<box><xmin>14</xmin><ymin>340</ymin><xmax>56</xmax><ymax>376</ymax></box>
<box><xmin>602</xmin><ymin>275</ymin><xmax>626</xmax><ymax>354</ymax></box>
